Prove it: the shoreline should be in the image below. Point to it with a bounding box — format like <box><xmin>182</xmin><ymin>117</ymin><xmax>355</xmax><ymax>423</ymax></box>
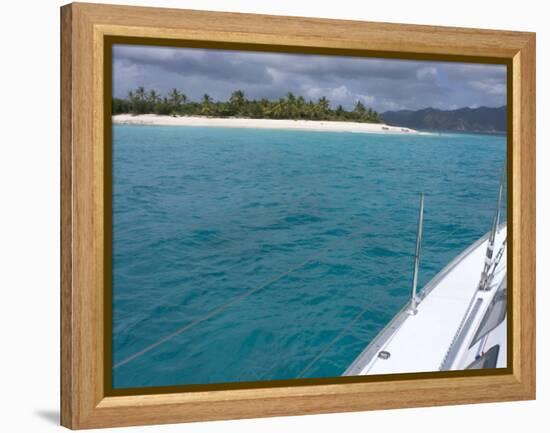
<box><xmin>112</xmin><ymin>114</ymin><xmax>421</xmax><ymax>135</ymax></box>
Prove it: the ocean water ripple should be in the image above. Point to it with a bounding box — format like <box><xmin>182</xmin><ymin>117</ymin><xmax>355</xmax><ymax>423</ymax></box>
<box><xmin>112</xmin><ymin>126</ymin><xmax>506</xmax><ymax>388</ymax></box>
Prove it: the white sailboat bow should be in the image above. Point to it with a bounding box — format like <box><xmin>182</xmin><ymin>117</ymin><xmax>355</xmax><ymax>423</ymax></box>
<box><xmin>344</xmin><ymin>176</ymin><xmax>507</xmax><ymax>376</ymax></box>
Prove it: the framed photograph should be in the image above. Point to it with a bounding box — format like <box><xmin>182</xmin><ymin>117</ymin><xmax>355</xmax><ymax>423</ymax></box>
<box><xmin>60</xmin><ymin>2</ymin><xmax>536</xmax><ymax>429</ymax></box>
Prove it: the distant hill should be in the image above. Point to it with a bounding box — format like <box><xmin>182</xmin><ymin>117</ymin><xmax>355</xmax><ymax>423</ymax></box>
<box><xmin>381</xmin><ymin>106</ymin><xmax>506</xmax><ymax>133</ymax></box>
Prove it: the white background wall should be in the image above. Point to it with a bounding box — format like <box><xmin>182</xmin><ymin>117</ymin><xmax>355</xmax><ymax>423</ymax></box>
<box><xmin>0</xmin><ymin>0</ymin><xmax>546</xmax><ymax>431</ymax></box>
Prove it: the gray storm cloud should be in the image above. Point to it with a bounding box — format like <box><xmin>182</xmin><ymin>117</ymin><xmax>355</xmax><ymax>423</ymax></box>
<box><xmin>113</xmin><ymin>44</ymin><xmax>506</xmax><ymax>112</ymax></box>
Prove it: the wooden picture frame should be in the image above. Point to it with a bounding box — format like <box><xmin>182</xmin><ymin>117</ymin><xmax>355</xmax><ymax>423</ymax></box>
<box><xmin>61</xmin><ymin>2</ymin><xmax>536</xmax><ymax>429</ymax></box>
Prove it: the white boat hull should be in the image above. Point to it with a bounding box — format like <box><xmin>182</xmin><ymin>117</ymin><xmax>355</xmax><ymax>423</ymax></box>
<box><xmin>344</xmin><ymin>224</ymin><xmax>507</xmax><ymax>376</ymax></box>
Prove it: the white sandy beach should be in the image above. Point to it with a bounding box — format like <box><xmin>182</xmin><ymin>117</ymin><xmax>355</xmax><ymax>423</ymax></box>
<box><xmin>113</xmin><ymin>114</ymin><xmax>420</xmax><ymax>135</ymax></box>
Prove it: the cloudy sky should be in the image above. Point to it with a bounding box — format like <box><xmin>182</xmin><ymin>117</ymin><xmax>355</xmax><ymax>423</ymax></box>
<box><xmin>113</xmin><ymin>44</ymin><xmax>506</xmax><ymax>112</ymax></box>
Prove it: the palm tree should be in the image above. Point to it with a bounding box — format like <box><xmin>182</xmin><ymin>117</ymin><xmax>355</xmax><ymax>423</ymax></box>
<box><xmin>266</xmin><ymin>98</ymin><xmax>286</xmax><ymax>119</ymax></box>
<box><xmin>296</xmin><ymin>96</ymin><xmax>306</xmax><ymax>118</ymax></box>
<box><xmin>168</xmin><ymin>88</ymin><xmax>186</xmax><ymax>107</ymax></box>
<box><xmin>286</xmin><ymin>92</ymin><xmax>296</xmax><ymax>104</ymax></box>
<box><xmin>318</xmin><ymin>97</ymin><xmax>330</xmax><ymax>112</ymax></box>
<box><xmin>354</xmin><ymin>100</ymin><xmax>366</xmax><ymax>117</ymax></box>
<box><xmin>229</xmin><ymin>90</ymin><xmax>246</xmax><ymax>108</ymax></box>
<box><xmin>148</xmin><ymin>90</ymin><xmax>160</xmax><ymax>104</ymax></box>
<box><xmin>135</xmin><ymin>86</ymin><xmax>146</xmax><ymax>101</ymax></box>
<box><xmin>128</xmin><ymin>88</ymin><xmax>147</xmax><ymax>114</ymax></box>
<box><xmin>201</xmin><ymin>93</ymin><xmax>214</xmax><ymax>115</ymax></box>
<box><xmin>284</xmin><ymin>92</ymin><xmax>298</xmax><ymax>118</ymax></box>
<box><xmin>116</xmin><ymin>87</ymin><xmax>384</xmax><ymax>123</ymax></box>
<box><xmin>305</xmin><ymin>101</ymin><xmax>316</xmax><ymax>119</ymax></box>
<box><xmin>314</xmin><ymin>97</ymin><xmax>330</xmax><ymax>119</ymax></box>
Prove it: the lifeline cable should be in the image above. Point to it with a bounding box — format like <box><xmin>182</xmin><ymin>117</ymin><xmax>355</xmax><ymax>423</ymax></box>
<box><xmin>113</xmin><ymin>224</ymin><xmax>375</xmax><ymax>369</ymax></box>
<box><xmin>297</xmin><ymin>223</ymin><xmax>467</xmax><ymax>378</ymax></box>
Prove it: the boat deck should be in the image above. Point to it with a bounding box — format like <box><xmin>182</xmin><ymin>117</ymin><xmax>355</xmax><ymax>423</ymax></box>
<box><xmin>344</xmin><ymin>224</ymin><xmax>507</xmax><ymax>376</ymax></box>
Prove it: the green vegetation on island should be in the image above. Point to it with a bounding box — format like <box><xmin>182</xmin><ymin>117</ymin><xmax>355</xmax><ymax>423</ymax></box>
<box><xmin>113</xmin><ymin>87</ymin><xmax>383</xmax><ymax>123</ymax></box>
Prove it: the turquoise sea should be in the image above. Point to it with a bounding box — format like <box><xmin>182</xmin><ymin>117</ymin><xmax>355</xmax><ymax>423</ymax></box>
<box><xmin>112</xmin><ymin>125</ymin><xmax>506</xmax><ymax>388</ymax></box>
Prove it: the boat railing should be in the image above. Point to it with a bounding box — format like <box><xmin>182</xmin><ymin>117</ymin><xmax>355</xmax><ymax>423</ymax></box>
<box><xmin>407</xmin><ymin>193</ymin><xmax>424</xmax><ymax>316</ymax></box>
<box><xmin>477</xmin><ymin>165</ymin><xmax>505</xmax><ymax>291</ymax></box>
<box><xmin>342</xmin><ymin>222</ymin><xmax>505</xmax><ymax>376</ymax></box>
<box><xmin>439</xmin><ymin>231</ymin><xmax>507</xmax><ymax>370</ymax></box>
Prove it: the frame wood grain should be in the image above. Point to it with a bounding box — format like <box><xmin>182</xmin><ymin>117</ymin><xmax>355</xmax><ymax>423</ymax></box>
<box><xmin>61</xmin><ymin>2</ymin><xmax>536</xmax><ymax>429</ymax></box>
